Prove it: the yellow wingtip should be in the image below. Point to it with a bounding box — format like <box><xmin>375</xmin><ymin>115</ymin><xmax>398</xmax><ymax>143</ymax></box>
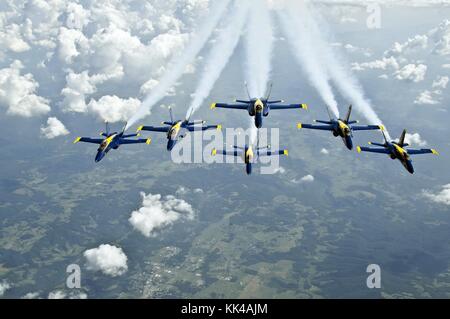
<box><xmin>211</xmin><ymin>148</ymin><xmax>217</xmax><ymax>156</ymax></box>
<box><xmin>301</xmin><ymin>104</ymin><xmax>308</xmax><ymax>110</ymax></box>
<box><xmin>210</xmin><ymin>103</ymin><xmax>217</xmax><ymax>109</ymax></box>
<box><xmin>137</xmin><ymin>133</ymin><xmax>141</xmax><ymax>137</ymax></box>
<box><xmin>431</xmin><ymin>149</ymin><xmax>439</xmax><ymax>155</ymax></box>
<box><xmin>284</xmin><ymin>150</ymin><xmax>289</xmax><ymax>156</ymax></box>
<box><xmin>146</xmin><ymin>138</ymin><xmax>152</xmax><ymax>145</ymax></box>
<box><xmin>297</xmin><ymin>123</ymin><xmax>302</xmax><ymax>129</ymax></box>
<box><xmin>217</xmin><ymin>124</ymin><xmax>222</xmax><ymax>131</ymax></box>
<box><xmin>137</xmin><ymin>125</ymin><xmax>144</xmax><ymax>132</ymax></box>
<box><xmin>357</xmin><ymin>146</ymin><xmax>362</xmax><ymax>153</ymax></box>
<box><xmin>368</xmin><ymin>142</ymin><xmax>372</xmax><ymax>145</ymax></box>
<box><xmin>379</xmin><ymin>125</ymin><xmax>385</xmax><ymax>131</ymax></box>
<box><xmin>73</xmin><ymin>137</ymin><xmax>81</xmax><ymax>144</ymax></box>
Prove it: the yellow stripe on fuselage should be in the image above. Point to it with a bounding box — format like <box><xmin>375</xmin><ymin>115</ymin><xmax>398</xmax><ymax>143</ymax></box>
<box><xmin>254</xmin><ymin>99</ymin><xmax>264</xmax><ymax>113</ymax></box>
<box><xmin>338</xmin><ymin>120</ymin><xmax>350</xmax><ymax>136</ymax></box>
<box><xmin>246</xmin><ymin>147</ymin><xmax>254</xmax><ymax>163</ymax></box>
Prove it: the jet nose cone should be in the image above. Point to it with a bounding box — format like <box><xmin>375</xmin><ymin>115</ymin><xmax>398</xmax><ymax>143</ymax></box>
<box><xmin>167</xmin><ymin>140</ymin><xmax>176</xmax><ymax>151</ymax></box>
<box><xmin>95</xmin><ymin>152</ymin><xmax>104</xmax><ymax>162</ymax></box>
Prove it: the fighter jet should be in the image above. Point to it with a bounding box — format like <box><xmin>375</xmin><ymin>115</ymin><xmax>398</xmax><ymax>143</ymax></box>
<box><xmin>297</xmin><ymin>105</ymin><xmax>384</xmax><ymax>150</ymax></box>
<box><xmin>211</xmin><ymin>143</ymin><xmax>288</xmax><ymax>175</ymax></box>
<box><xmin>137</xmin><ymin>107</ymin><xmax>221</xmax><ymax>151</ymax></box>
<box><xmin>210</xmin><ymin>83</ymin><xmax>307</xmax><ymax>128</ymax></box>
<box><xmin>73</xmin><ymin>122</ymin><xmax>151</xmax><ymax>162</ymax></box>
<box><xmin>357</xmin><ymin>129</ymin><xmax>439</xmax><ymax>174</ymax></box>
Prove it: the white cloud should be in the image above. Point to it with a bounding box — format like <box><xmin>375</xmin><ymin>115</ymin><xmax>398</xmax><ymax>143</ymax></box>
<box><xmin>320</xmin><ymin>148</ymin><xmax>329</xmax><ymax>155</ymax></box>
<box><xmin>414</xmin><ymin>90</ymin><xmax>440</xmax><ymax>105</ymax></box>
<box><xmin>88</xmin><ymin>95</ymin><xmax>144</xmax><ymax>123</ymax></box>
<box><xmin>404</xmin><ymin>133</ymin><xmax>427</xmax><ymax>147</ymax></box>
<box><xmin>84</xmin><ymin>244</ymin><xmax>128</xmax><ymax>277</ymax></box>
<box><xmin>57</xmin><ymin>27</ymin><xmax>89</xmax><ymax>64</ymax></box>
<box><xmin>48</xmin><ymin>290</ymin><xmax>66</xmax><ymax>299</ymax></box>
<box><xmin>394</xmin><ymin>63</ymin><xmax>427</xmax><ymax>82</ymax></box>
<box><xmin>0</xmin><ymin>60</ymin><xmax>51</xmax><ymax>117</ymax></box>
<box><xmin>40</xmin><ymin>117</ymin><xmax>70</xmax><ymax>139</ymax></box>
<box><xmin>429</xmin><ymin>19</ymin><xmax>450</xmax><ymax>56</ymax></box>
<box><xmin>60</xmin><ymin>71</ymin><xmax>96</xmax><ymax>113</ymax></box>
<box><xmin>351</xmin><ymin>56</ymin><xmax>399</xmax><ymax>72</ymax></box>
<box><xmin>300</xmin><ymin>174</ymin><xmax>315</xmax><ymax>183</ymax></box>
<box><xmin>48</xmin><ymin>290</ymin><xmax>87</xmax><ymax>299</ymax></box>
<box><xmin>129</xmin><ymin>192</ymin><xmax>195</xmax><ymax>238</ymax></box>
<box><xmin>432</xmin><ymin>76</ymin><xmax>449</xmax><ymax>89</ymax></box>
<box><xmin>273</xmin><ymin>166</ymin><xmax>286</xmax><ymax>174</ymax></box>
<box><xmin>0</xmin><ymin>281</ymin><xmax>11</xmax><ymax>297</ymax></box>
<box><xmin>424</xmin><ymin>184</ymin><xmax>450</xmax><ymax>205</ymax></box>
<box><xmin>22</xmin><ymin>292</ymin><xmax>40</xmax><ymax>299</ymax></box>
<box><xmin>384</xmin><ymin>35</ymin><xmax>428</xmax><ymax>57</ymax></box>
<box><xmin>0</xmin><ymin>23</ymin><xmax>31</xmax><ymax>53</ymax></box>
<box><xmin>292</xmin><ymin>174</ymin><xmax>315</xmax><ymax>184</ymax></box>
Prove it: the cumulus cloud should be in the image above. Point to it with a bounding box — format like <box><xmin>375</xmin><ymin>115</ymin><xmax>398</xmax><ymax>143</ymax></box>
<box><xmin>432</xmin><ymin>76</ymin><xmax>449</xmax><ymax>89</ymax></box>
<box><xmin>400</xmin><ymin>133</ymin><xmax>427</xmax><ymax>147</ymax></box>
<box><xmin>57</xmin><ymin>27</ymin><xmax>89</xmax><ymax>64</ymax></box>
<box><xmin>320</xmin><ymin>148</ymin><xmax>330</xmax><ymax>155</ymax></box>
<box><xmin>129</xmin><ymin>192</ymin><xmax>195</xmax><ymax>238</ymax></box>
<box><xmin>292</xmin><ymin>174</ymin><xmax>315</xmax><ymax>184</ymax></box>
<box><xmin>384</xmin><ymin>35</ymin><xmax>428</xmax><ymax>57</ymax></box>
<box><xmin>48</xmin><ymin>290</ymin><xmax>87</xmax><ymax>299</ymax></box>
<box><xmin>424</xmin><ymin>184</ymin><xmax>450</xmax><ymax>205</ymax></box>
<box><xmin>84</xmin><ymin>244</ymin><xmax>128</xmax><ymax>277</ymax></box>
<box><xmin>0</xmin><ymin>60</ymin><xmax>51</xmax><ymax>117</ymax></box>
<box><xmin>352</xmin><ymin>56</ymin><xmax>399</xmax><ymax>72</ymax></box>
<box><xmin>394</xmin><ymin>63</ymin><xmax>427</xmax><ymax>82</ymax></box>
<box><xmin>414</xmin><ymin>90</ymin><xmax>439</xmax><ymax>105</ymax></box>
<box><xmin>40</xmin><ymin>117</ymin><xmax>69</xmax><ymax>139</ymax></box>
<box><xmin>22</xmin><ymin>292</ymin><xmax>40</xmax><ymax>299</ymax></box>
<box><xmin>88</xmin><ymin>95</ymin><xmax>144</xmax><ymax>123</ymax></box>
<box><xmin>0</xmin><ymin>281</ymin><xmax>11</xmax><ymax>297</ymax></box>
<box><xmin>415</xmin><ymin>75</ymin><xmax>448</xmax><ymax>104</ymax></box>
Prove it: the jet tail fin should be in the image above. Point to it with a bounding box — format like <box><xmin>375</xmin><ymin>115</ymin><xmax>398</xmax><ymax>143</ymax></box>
<box><xmin>345</xmin><ymin>105</ymin><xmax>352</xmax><ymax>123</ymax></box>
<box><xmin>398</xmin><ymin>129</ymin><xmax>407</xmax><ymax>147</ymax></box>
<box><xmin>265</xmin><ymin>82</ymin><xmax>273</xmax><ymax>101</ymax></box>
<box><xmin>169</xmin><ymin>106</ymin><xmax>174</xmax><ymax>123</ymax></box>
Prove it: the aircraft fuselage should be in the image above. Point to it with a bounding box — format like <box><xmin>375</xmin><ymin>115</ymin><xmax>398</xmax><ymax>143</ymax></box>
<box><xmin>387</xmin><ymin>143</ymin><xmax>414</xmax><ymax>174</ymax></box>
<box><xmin>95</xmin><ymin>133</ymin><xmax>120</xmax><ymax>162</ymax></box>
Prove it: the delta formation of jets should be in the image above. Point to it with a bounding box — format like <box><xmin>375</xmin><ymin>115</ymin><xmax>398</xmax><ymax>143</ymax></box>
<box><xmin>74</xmin><ymin>85</ymin><xmax>439</xmax><ymax>175</ymax></box>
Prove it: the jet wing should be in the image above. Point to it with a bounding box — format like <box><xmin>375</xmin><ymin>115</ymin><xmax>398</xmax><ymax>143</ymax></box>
<box><xmin>211</xmin><ymin>149</ymin><xmax>242</xmax><ymax>157</ymax></box>
<box><xmin>270</xmin><ymin>103</ymin><xmax>308</xmax><ymax>110</ymax></box>
<box><xmin>297</xmin><ymin>123</ymin><xmax>333</xmax><ymax>131</ymax></box>
<box><xmin>137</xmin><ymin>125</ymin><xmax>170</xmax><ymax>133</ymax></box>
<box><xmin>407</xmin><ymin>149</ymin><xmax>439</xmax><ymax>156</ymax></box>
<box><xmin>187</xmin><ymin>125</ymin><xmax>222</xmax><ymax>132</ymax></box>
<box><xmin>210</xmin><ymin>103</ymin><xmax>248</xmax><ymax>110</ymax></box>
<box><xmin>357</xmin><ymin>146</ymin><xmax>390</xmax><ymax>154</ymax></box>
<box><xmin>258</xmin><ymin>150</ymin><xmax>288</xmax><ymax>157</ymax></box>
<box><xmin>73</xmin><ymin>137</ymin><xmax>103</xmax><ymax>144</ymax></box>
<box><xmin>119</xmin><ymin>138</ymin><xmax>151</xmax><ymax>145</ymax></box>
<box><xmin>352</xmin><ymin>125</ymin><xmax>384</xmax><ymax>131</ymax></box>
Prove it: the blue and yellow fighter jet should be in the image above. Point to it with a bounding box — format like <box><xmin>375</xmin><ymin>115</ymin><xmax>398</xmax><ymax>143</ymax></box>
<box><xmin>73</xmin><ymin>122</ymin><xmax>151</xmax><ymax>162</ymax></box>
<box><xmin>210</xmin><ymin>84</ymin><xmax>307</xmax><ymax>128</ymax></box>
<box><xmin>137</xmin><ymin>107</ymin><xmax>221</xmax><ymax>151</ymax></box>
<box><xmin>297</xmin><ymin>105</ymin><xmax>384</xmax><ymax>150</ymax></box>
<box><xmin>357</xmin><ymin>129</ymin><xmax>439</xmax><ymax>174</ymax></box>
<box><xmin>211</xmin><ymin>144</ymin><xmax>288</xmax><ymax>175</ymax></box>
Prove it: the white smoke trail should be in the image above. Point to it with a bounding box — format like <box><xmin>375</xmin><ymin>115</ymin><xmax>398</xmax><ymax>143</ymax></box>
<box><xmin>285</xmin><ymin>0</ymin><xmax>390</xmax><ymax>138</ymax></box>
<box><xmin>185</xmin><ymin>1</ymin><xmax>251</xmax><ymax>119</ymax></box>
<box><xmin>126</xmin><ymin>0</ymin><xmax>231</xmax><ymax>130</ymax></box>
<box><xmin>304</xmin><ymin>2</ymin><xmax>391</xmax><ymax>139</ymax></box>
<box><xmin>245</xmin><ymin>0</ymin><xmax>273</xmax><ymax>99</ymax></box>
<box><xmin>277</xmin><ymin>5</ymin><xmax>340</xmax><ymax>118</ymax></box>
<box><xmin>244</xmin><ymin>0</ymin><xmax>274</xmax><ymax>146</ymax></box>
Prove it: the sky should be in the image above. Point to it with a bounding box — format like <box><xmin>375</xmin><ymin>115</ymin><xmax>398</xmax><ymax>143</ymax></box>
<box><xmin>1</xmin><ymin>0</ymin><xmax>450</xmax><ymax>299</ymax></box>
